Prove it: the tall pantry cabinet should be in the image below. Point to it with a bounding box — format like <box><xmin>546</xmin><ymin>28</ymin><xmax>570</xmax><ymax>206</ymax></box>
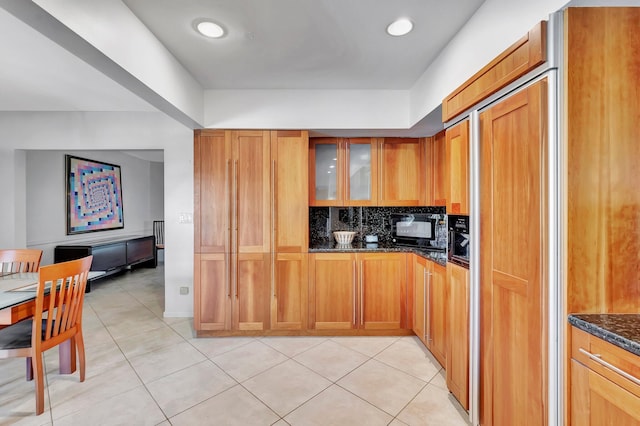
<box><xmin>194</xmin><ymin>130</ymin><xmax>271</xmax><ymax>332</ymax></box>
<box><xmin>194</xmin><ymin>130</ymin><xmax>309</xmax><ymax>334</ymax></box>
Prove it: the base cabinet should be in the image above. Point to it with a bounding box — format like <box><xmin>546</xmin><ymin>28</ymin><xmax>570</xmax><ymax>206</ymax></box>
<box><xmin>428</xmin><ymin>262</ymin><xmax>447</xmax><ymax>367</ymax></box>
<box><xmin>570</xmin><ymin>327</ymin><xmax>640</xmax><ymax>425</ymax></box>
<box><xmin>271</xmin><ymin>253</ymin><xmax>308</xmax><ymax>331</ymax></box>
<box><xmin>446</xmin><ymin>262</ymin><xmax>469</xmax><ymax>410</ymax></box>
<box><xmin>309</xmin><ymin>252</ymin><xmax>407</xmax><ymax>331</ymax></box>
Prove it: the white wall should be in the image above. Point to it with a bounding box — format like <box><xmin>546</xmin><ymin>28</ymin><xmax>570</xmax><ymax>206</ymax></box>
<box><xmin>25</xmin><ymin>150</ymin><xmax>159</xmax><ymax>265</ymax></box>
<box><xmin>0</xmin><ymin>111</ymin><xmax>193</xmax><ymax>317</ymax></box>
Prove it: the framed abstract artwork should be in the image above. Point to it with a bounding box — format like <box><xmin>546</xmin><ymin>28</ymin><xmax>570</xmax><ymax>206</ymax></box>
<box><xmin>66</xmin><ymin>155</ymin><xmax>125</xmax><ymax>235</ymax></box>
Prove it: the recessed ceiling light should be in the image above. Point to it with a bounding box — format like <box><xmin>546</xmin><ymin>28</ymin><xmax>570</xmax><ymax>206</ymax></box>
<box><xmin>196</xmin><ymin>21</ymin><xmax>225</xmax><ymax>38</ymax></box>
<box><xmin>386</xmin><ymin>18</ymin><xmax>413</xmax><ymax>36</ymax></box>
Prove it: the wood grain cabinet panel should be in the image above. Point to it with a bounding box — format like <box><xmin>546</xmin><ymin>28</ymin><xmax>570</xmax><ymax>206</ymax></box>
<box><xmin>446</xmin><ymin>120</ymin><xmax>469</xmax><ymax>215</ymax></box>
<box><xmin>309</xmin><ymin>253</ymin><xmax>357</xmax><ymax>330</ymax></box>
<box><xmin>446</xmin><ymin>262</ymin><xmax>469</xmax><ymax>409</ymax></box>
<box><xmin>194</xmin><ymin>130</ymin><xmax>271</xmax><ymax>332</ymax></box>
<box><xmin>271</xmin><ymin>253</ymin><xmax>308</xmax><ymax>331</ymax></box>
<box><xmin>359</xmin><ymin>253</ymin><xmax>407</xmax><ymax>330</ymax></box>
<box><xmin>378</xmin><ymin>138</ymin><xmax>424</xmax><ymax>206</ymax></box>
<box><xmin>428</xmin><ymin>262</ymin><xmax>447</xmax><ymax>368</ymax></box>
<box><xmin>426</xmin><ymin>131</ymin><xmax>447</xmax><ymax>207</ymax></box>
<box><xmin>413</xmin><ymin>255</ymin><xmax>428</xmax><ymax>345</ymax></box>
<box><xmin>479</xmin><ymin>79</ymin><xmax>547</xmax><ymax>425</ymax></box>
<box><xmin>570</xmin><ymin>327</ymin><xmax>640</xmax><ymax>425</ymax></box>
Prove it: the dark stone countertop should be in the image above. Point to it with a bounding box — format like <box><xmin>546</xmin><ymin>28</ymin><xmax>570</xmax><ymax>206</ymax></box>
<box><xmin>568</xmin><ymin>313</ymin><xmax>640</xmax><ymax>357</ymax></box>
<box><xmin>309</xmin><ymin>241</ymin><xmax>448</xmax><ymax>267</ymax></box>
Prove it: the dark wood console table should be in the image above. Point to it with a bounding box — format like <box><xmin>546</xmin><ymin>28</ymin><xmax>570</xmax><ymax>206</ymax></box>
<box><xmin>54</xmin><ymin>235</ymin><xmax>156</xmax><ymax>291</ymax></box>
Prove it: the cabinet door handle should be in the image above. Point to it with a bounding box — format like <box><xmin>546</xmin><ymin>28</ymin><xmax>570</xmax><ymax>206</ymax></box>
<box><xmin>226</xmin><ymin>253</ymin><xmax>231</xmax><ymax>298</ymax></box>
<box><xmin>426</xmin><ymin>270</ymin><xmax>432</xmax><ymax>342</ymax></box>
<box><xmin>234</xmin><ymin>160</ymin><xmax>239</xmax><ymax>233</ymax></box>
<box><xmin>227</xmin><ymin>160</ymin><xmax>232</xmax><ymax>252</ymax></box>
<box><xmin>360</xmin><ymin>260</ymin><xmax>364</xmax><ymax>326</ymax></box>
<box><xmin>272</xmin><ymin>160</ymin><xmax>277</xmax><ymax>237</ymax></box>
<box><xmin>423</xmin><ymin>269</ymin><xmax>427</xmax><ymax>341</ymax></box>
<box><xmin>352</xmin><ymin>260</ymin><xmax>357</xmax><ymax>325</ymax></box>
<box><xmin>579</xmin><ymin>348</ymin><xmax>640</xmax><ymax>386</ymax></box>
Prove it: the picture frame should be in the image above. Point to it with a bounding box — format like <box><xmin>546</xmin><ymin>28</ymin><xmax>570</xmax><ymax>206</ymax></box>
<box><xmin>66</xmin><ymin>155</ymin><xmax>125</xmax><ymax>235</ymax></box>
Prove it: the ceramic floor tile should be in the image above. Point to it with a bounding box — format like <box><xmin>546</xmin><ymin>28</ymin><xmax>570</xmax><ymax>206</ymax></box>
<box><xmin>396</xmin><ymin>383</ymin><xmax>470</xmax><ymax>426</ymax></box>
<box><xmin>242</xmin><ymin>359</ymin><xmax>331</xmax><ymax>416</ymax></box>
<box><xmin>260</xmin><ymin>336</ymin><xmax>327</xmax><ymax>357</ymax></box>
<box><xmin>127</xmin><ymin>340</ymin><xmax>207</xmax><ymax>383</ymax></box>
<box><xmin>0</xmin><ymin>358</ymin><xmax>52</xmax><ymax>421</ymax></box>
<box><xmin>167</xmin><ymin>317</ymin><xmax>196</xmax><ymax>339</ymax></box>
<box><xmin>330</xmin><ymin>336</ymin><xmax>399</xmax><ymax>357</ymax></box>
<box><xmin>374</xmin><ymin>337</ymin><xmax>441</xmax><ymax>382</ymax></box>
<box><xmin>169</xmin><ymin>384</ymin><xmax>279</xmax><ymax>426</ymax></box>
<box><xmin>53</xmin><ymin>385</ymin><xmax>166</xmax><ymax>426</ymax></box>
<box><xmin>337</xmin><ymin>358</ymin><xmax>427</xmax><ymax>416</ymax></box>
<box><xmin>114</xmin><ymin>324</ymin><xmax>185</xmax><ymax>358</ymax></box>
<box><xmin>211</xmin><ymin>340</ymin><xmax>289</xmax><ymax>382</ymax></box>
<box><xmin>430</xmin><ymin>368</ymin><xmax>448</xmax><ymax>390</ymax></box>
<box><xmin>188</xmin><ymin>336</ymin><xmax>255</xmax><ymax>359</ymax></box>
<box><xmin>284</xmin><ymin>384</ymin><xmax>392</xmax><ymax>426</ymax></box>
<box><xmin>146</xmin><ymin>360</ymin><xmax>237</xmax><ymax>418</ymax></box>
<box><xmin>47</xmin><ymin>360</ymin><xmax>142</xmax><ymax>420</ymax></box>
<box><xmin>293</xmin><ymin>340</ymin><xmax>369</xmax><ymax>382</ymax></box>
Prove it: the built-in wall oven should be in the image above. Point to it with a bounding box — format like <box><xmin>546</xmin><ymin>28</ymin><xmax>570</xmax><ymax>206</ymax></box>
<box><xmin>448</xmin><ymin>215</ymin><xmax>470</xmax><ymax>268</ymax></box>
<box><xmin>390</xmin><ymin>213</ymin><xmax>447</xmax><ymax>250</ymax></box>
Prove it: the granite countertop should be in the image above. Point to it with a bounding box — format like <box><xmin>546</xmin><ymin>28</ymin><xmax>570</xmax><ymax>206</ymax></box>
<box><xmin>309</xmin><ymin>241</ymin><xmax>448</xmax><ymax>266</ymax></box>
<box><xmin>568</xmin><ymin>313</ymin><xmax>640</xmax><ymax>357</ymax></box>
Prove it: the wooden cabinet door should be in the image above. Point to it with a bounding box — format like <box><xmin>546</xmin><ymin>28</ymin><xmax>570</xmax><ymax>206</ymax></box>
<box><xmin>271</xmin><ymin>253</ymin><xmax>308</xmax><ymax>331</ymax></box>
<box><xmin>446</xmin><ymin>120</ymin><xmax>469</xmax><ymax>215</ymax></box>
<box><xmin>309</xmin><ymin>253</ymin><xmax>357</xmax><ymax>330</ymax></box>
<box><xmin>479</xmin><ymin>80</ymin><xmax>547</xmax><ymax>425</ymax></box>
<box><xmin>345</xmin><ymin>138</ymin><xmax>378</xmax><ymax>206</ymax></box>
<box><xmin>309</xmin><ymin>137</ymin><xmax>342</xmax><ymax>206</ymax></box>
<box><xmin>233</xmin><ymin>252</ymin><xmax>270</xmax><ymax>331</ymax></box>
<box><xmin>194</xmin><ymin>253</ymin><xmax>231</xmax><ymax>331</ymax></box>
<box><xmin>194</xmin><ymin>130</ymin><xmax>231</xmax><ymax>253</ymax></box>
<box><xmin>413</xmin><ymin>255</ymin><xmax>428</xmax><ymax>345</ymax></box>
<box><xmin>429</xmin><ymin>262</ymin><xmax>447</xmax><ymax>368</ymax></box>
<box><xmin>378</xmin><ymin>138</ymin><xmax>424</xmax><ymax>206</ymax></box>
<box><xmin>359</xmin><ymin>253</ymin><xmax>407</xmax><ymax>330</ymax></box>
<box><xmin>232</xmin><ymin>130</ymin><xmax>271</xmax><ymax>253</ymax></box>
<box><xmin>271</xmin><ymin>130</ymin><xmax>309</xmax><ymax>253</ymax></box>
<box><xmin>571</xmin><ymin>359</ymin><xmax>640</xmax><ymax>426</ymax></box>
<box><xmin>426</xmin><ymin>131</ymin><xmax>447</xmax><ymax>206</ymax></box>
<box><xmin>446</xmin><ymin>262</ymin><xmax>469</xmax><ymax>409</ymax></box>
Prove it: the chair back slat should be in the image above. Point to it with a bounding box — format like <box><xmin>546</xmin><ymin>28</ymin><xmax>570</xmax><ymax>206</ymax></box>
<box><xmin>34</xmin><ymin>256</ymin><xmax>92</xmax><ymax>347</ymax></box>
<box><xmin>153</xmin><ymin>220</ymin><xmax>164</xmax><ymax>247</ymax></box>
<box><xmin>0</xmin><ymin>249</ymin><xmax>42</xmax><ymax>273</ymax></box>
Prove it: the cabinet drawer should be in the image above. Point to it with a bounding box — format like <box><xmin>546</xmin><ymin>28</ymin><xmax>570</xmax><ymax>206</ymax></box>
<box><xmin>572</xmin><ymin>327</ymin><xmax>640</xmax><ymax>398</ymax></box>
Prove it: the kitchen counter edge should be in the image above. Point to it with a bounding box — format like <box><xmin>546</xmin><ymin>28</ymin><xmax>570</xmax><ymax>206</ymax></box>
<box><xmin>309</xmin><ymin>243</ymin><xmax>447</xmax><ymax>267</ymax></box>
<box><xmin>568</xmin><ymin>313</ymin><xmax>640</xmax><ymax>357</ymax></box>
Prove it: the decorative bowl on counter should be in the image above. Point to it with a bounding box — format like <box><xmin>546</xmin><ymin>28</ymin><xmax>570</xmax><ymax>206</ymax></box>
<box><xmin>333</xmin><ymin>231</ymin><xmax>356</xmax><ymax>245</ymax></box>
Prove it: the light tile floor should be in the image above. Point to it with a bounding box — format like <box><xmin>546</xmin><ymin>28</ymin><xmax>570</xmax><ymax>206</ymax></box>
<box><xmin>0</xmin><ymin>265</ymin><xmax>470</xmax><ymax>425</ymax></box>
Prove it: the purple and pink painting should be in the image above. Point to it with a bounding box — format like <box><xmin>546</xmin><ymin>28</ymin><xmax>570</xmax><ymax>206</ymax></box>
<box><xmin>66</xmin><ymin>155</ymin><xmax>124</xmax><ymax>235</ymax></box>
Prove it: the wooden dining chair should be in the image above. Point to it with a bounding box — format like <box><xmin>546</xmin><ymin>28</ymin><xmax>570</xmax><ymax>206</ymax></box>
<box><xmin>0</xmin><ymin>255</ymin><xmax>93</xmax><ymax>415</ymax></box>
<box><xmin>0</xmin><ymin>249</ymin><xmax>43</xmax><ymax>273</ymax></box>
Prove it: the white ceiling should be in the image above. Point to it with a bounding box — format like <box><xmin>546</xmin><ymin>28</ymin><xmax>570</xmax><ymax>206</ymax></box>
<box><xmin>122</xmin><ymin>0</ymin><xmax>485</xmax><ymax>90</ymax></box>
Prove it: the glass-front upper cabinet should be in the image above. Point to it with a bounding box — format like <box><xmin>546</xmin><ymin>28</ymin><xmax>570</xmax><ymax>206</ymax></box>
<box><xmin>309</xmin><ymin>137</ymin><xmax>378</xmax><ymax>206</ymax></box>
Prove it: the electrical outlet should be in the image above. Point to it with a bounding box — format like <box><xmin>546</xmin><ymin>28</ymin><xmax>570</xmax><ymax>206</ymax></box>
<box><xmin>179</xmin><ymin>286</ymin><xmax>189</xmax><ymax>295</ymax></box>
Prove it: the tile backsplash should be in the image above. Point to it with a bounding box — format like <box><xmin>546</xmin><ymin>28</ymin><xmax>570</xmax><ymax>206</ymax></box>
<box><xmin>310</xmin><ymin>206</ymin><xmax>446</xmax><ymax>244</ymax></box>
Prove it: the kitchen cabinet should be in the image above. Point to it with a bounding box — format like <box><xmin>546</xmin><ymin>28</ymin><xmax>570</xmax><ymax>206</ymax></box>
<box><xmin>309</xmin><ymin>137</ymin><xmax>378</xmax><ymax>206</ymax></box>
<box><xmin>271</xmin><ymin>130</ymin><xmax>309</xmax><ymax>253</ymax></box>
<box><xmin>411</xmin><ymin>255</ymin><xmax>446</xmax><ymax>367</ymax></box>
<box><xmin>570</xmin><ymin>327</ymin><xmax>640</xmax><ymax>425</ymax></box>
<box><xmin>479</xmin><ymin>79</ymin><xmax>547</xmax><ymax>425</ymax></box>
<box><xmin>194</xmin><ymin>129</ymin><xmax>271</xmax><ymax>332</ymax></box>
<box><xmin>446</xmin><ymin>262</ymin><xmax>469</xmax><ymax>410</ymax></box>
<box><xmin>426</xmin><ymin>131</ymin><xmax>446</xmax><ymax>207</ymax></box>
<box><xmin>309</xmin><ymin>252</ymin><xmax>407</xmax><ymax>331</ymax></box>
<box><xmin>412</xmin><ymin>255</ymin><xmax>428</xmax><ymax>345</ymax></box>
<box><xmin>378</xmin><ymin>137</ymin><xmax>424</xmax><ymax>206</ymax></box>
<box><xmin>446</xmin><ymin>120</ymin><xmax>469</xmax><ymax>215</ymax></box>
<box><xmin>270</xmin><ymin>130</ymin><xmax>309</xmax><ymax>331</ymax></box>
<box><xmin>428</xmin><ymin>262</ymin><xmax>447</xmax><ymax>368</ymax></box>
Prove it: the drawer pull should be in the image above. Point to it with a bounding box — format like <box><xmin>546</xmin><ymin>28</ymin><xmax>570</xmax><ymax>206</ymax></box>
<box><xmin>579</xmin><ymin>348</ymin><xmax>640</xmax><ymax>386</ymax></box>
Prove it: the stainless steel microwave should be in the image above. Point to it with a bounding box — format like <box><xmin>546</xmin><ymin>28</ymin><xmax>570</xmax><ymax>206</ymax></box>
<box><xmin>390</xmin><ymin>213</ymin><xmax>444</xmax><ymax>249</ymax></box>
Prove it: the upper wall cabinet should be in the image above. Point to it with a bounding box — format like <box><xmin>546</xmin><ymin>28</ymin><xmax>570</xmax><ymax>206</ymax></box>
<box><xmin>309</xmin><ymin>137</ymin><xmax>378</xmax><ymax>206</ymax></box>
<box><xmin>310</xmin><ymin>137</ymin><xmax>425</xmax><ymax>206</ymax></box>
<box><xmin>378</xmin><ymin>138</ymin><xmax>425</xmax><ymax>206</ymax></box>
<box><xmin>441</xmin><ymin>21</ymin><xmax>547</xmax><ymax>122</ymax></box>
<box><xmin>446</xmin><ymin>120</ymin><xmax>469</xmax><ymax>215</ymax></box>
<box><xmin>426</xmin><ymin>131</ymin><xmax>447</xmax><ymax>207</ymax></box>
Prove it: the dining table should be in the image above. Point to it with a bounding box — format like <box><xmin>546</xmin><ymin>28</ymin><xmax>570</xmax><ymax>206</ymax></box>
<box><xmin>0</xmin><ymin>271</ymin><xmax>77</xmax><ymax>374</ymax></box>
